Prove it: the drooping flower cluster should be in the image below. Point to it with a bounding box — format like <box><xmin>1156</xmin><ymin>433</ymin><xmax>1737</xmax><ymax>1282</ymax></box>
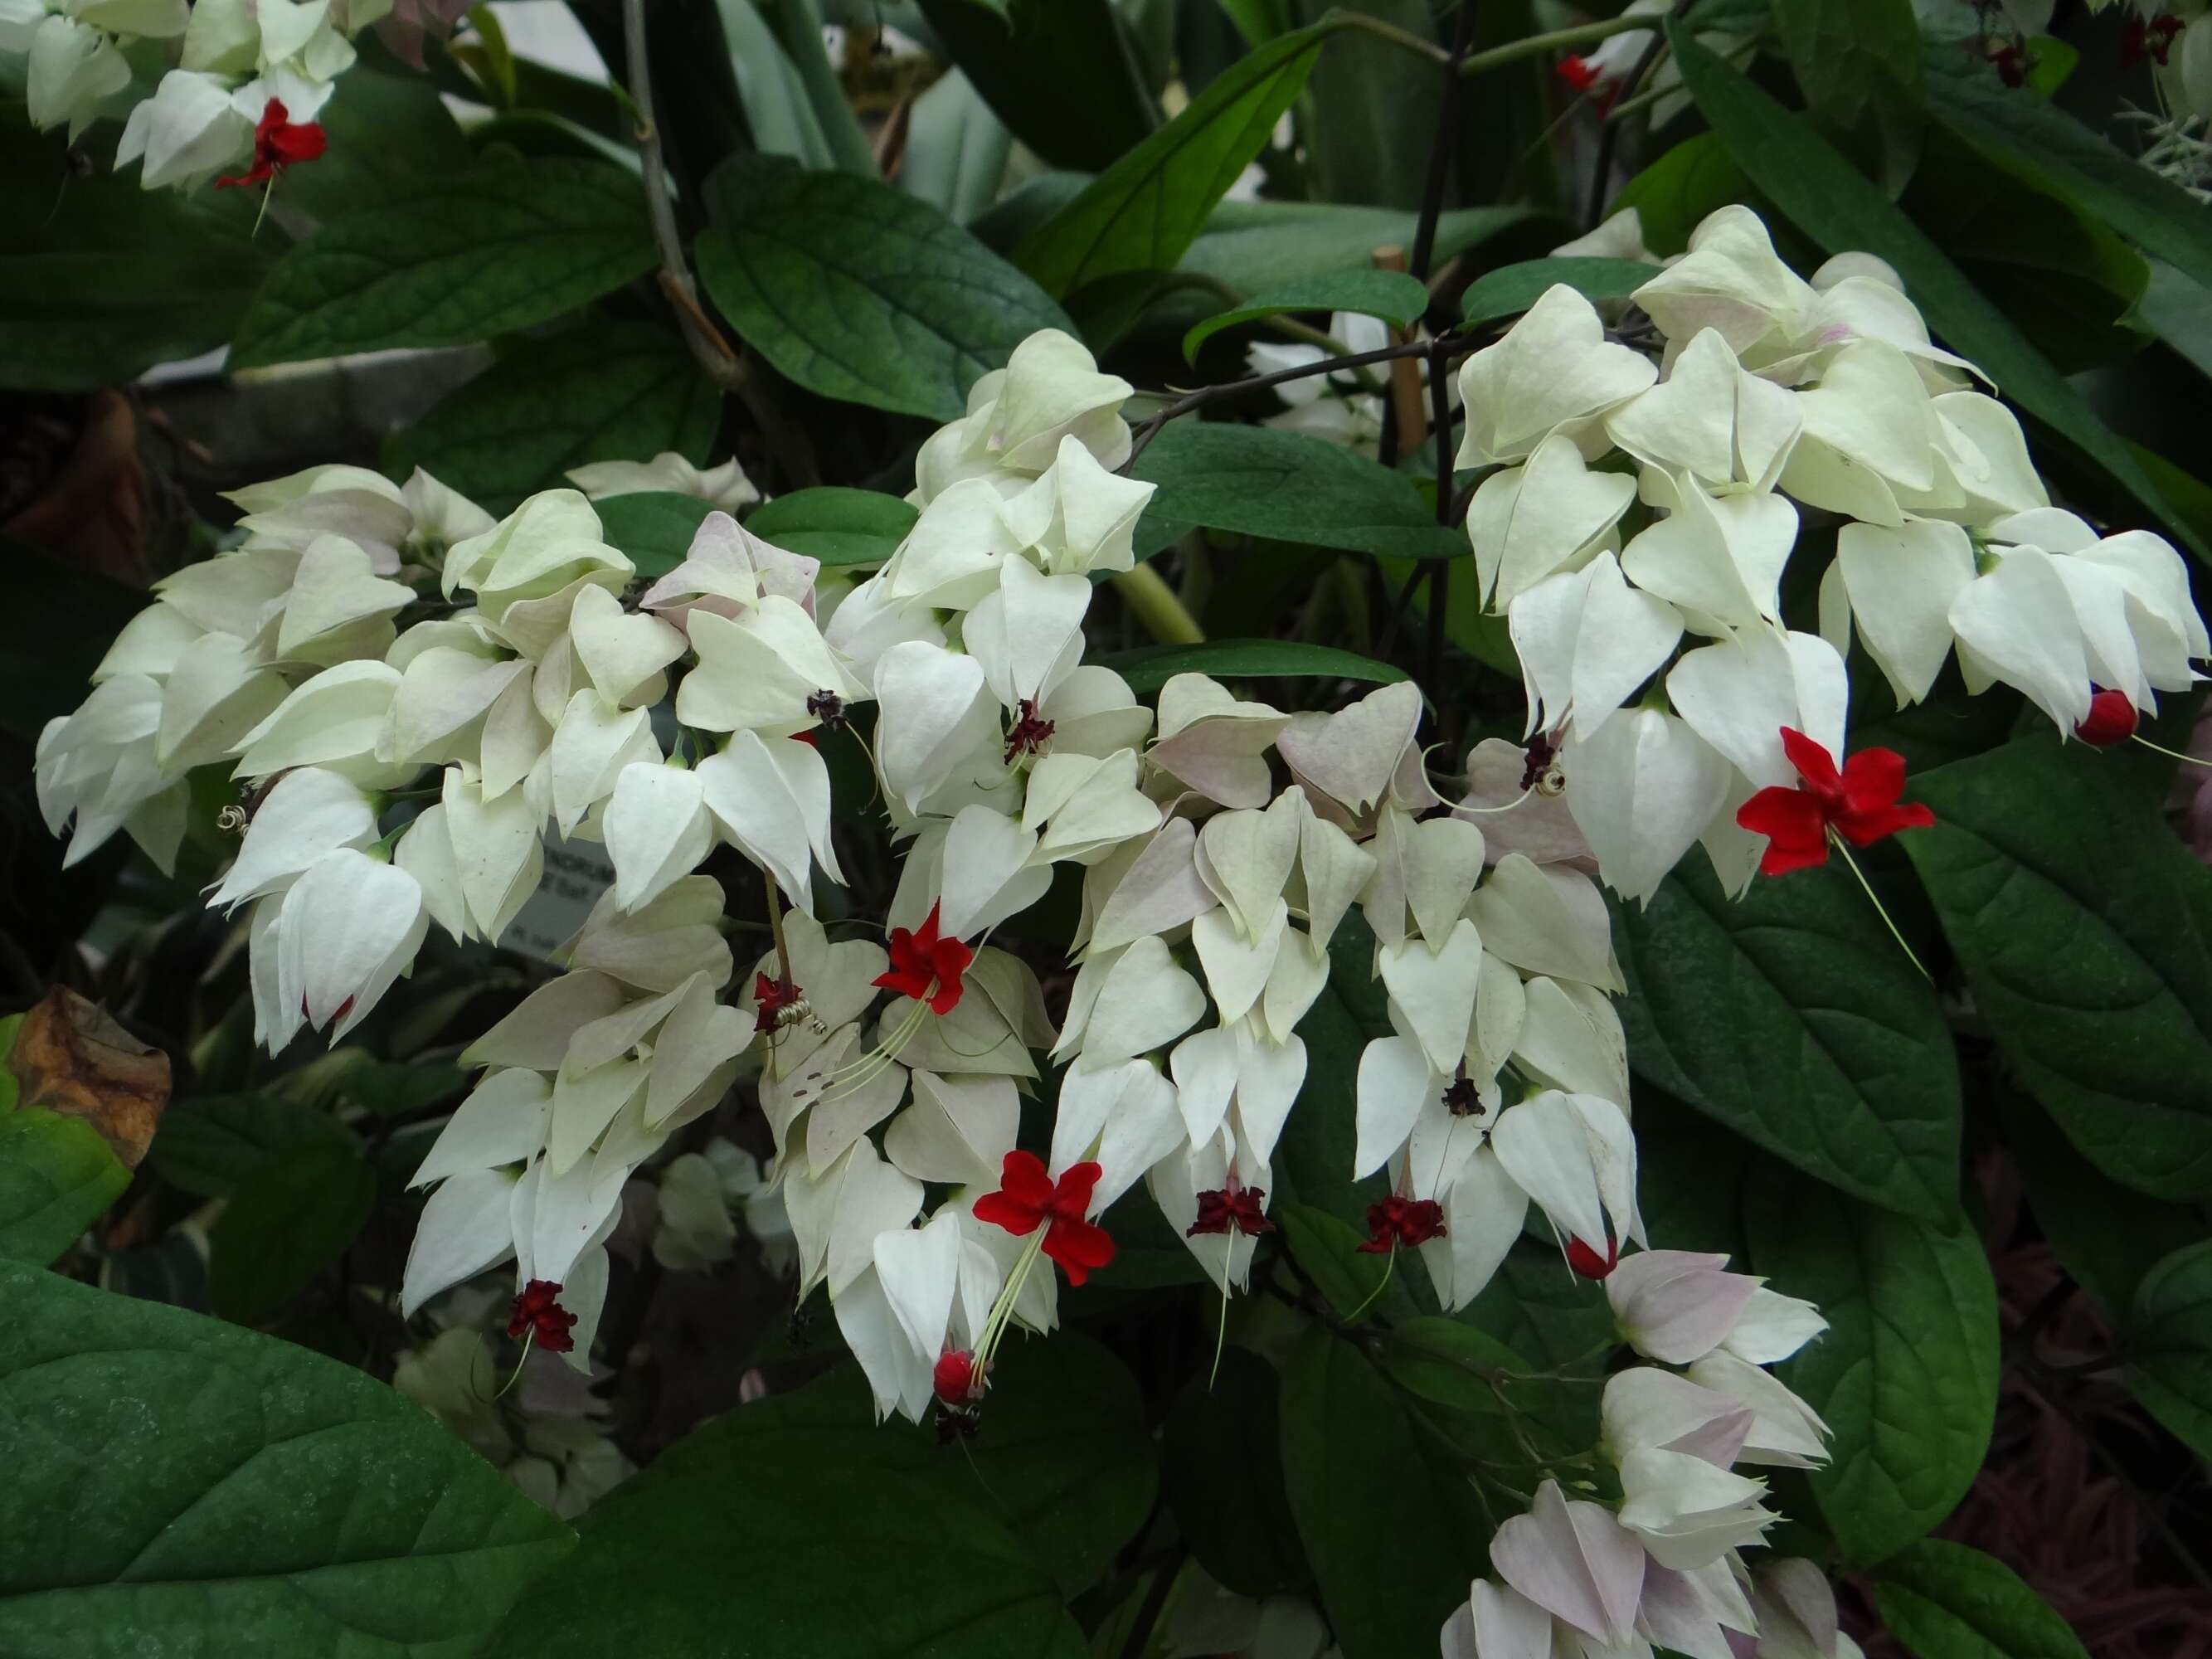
<box><xmin>1456</xmin><ymin>204</ymin><xmax>2206</xmax><ymax>902</ymax></box>
<box><xmin>1443</xmin><ymin>1251</ymin><xmax>1832</xmax><ymax>1659</ymax></box>
<box><xmin>0</xmin><ymin>0</ymin><xmax>396</xmax><ymax>190</ymax></box>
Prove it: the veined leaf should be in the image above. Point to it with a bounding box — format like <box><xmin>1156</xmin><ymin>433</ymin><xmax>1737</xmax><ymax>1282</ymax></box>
<box><xmin>2126</xmin><ymin>1240</ymin><xmax>2212</xmax><ymax>1464</ymax></box>
<box><xmin>698</xmin><ymin>165</ymin><xmax>1072</xmax><ymax>420</ymax></box>
<box><xmin>1459</xmin><ymin>257</ymin><xmax>1662</xmax><ymax>328</ymax></box>
<box><xmin>208</xmin><ymin>1145</ymin><xmax>377</xmax><ymax>1325</ymax></box>
<box><xmin>1184</xmin><ymin>269</ymin><xmax>1429</xmax><ymax>362</ymax></box>
<box><xmin>0</xmin><ymin>1108</ymin><xmax>126</xmax><ymax>1266</ymax></box>
<box><xmin>146</xmin><ymin>1092</ymin><xmax>362</xmax><ymax>1199</ymax></box>
<box><xmin>1874</xmin><ymin>1540</ymin><xmax>2093</xmax><ymax>1659</ymax></box>
<box><xmin>746</xmin><ymin>487</ymin><xmax>921</xmax><ymax>567</ymax></box>
<box><xmin>231</xmin><ymin>158</ymin><xmax>658</xmax><ymax>368</ymax></box>
<box><xmin>596</xmin><ymin>492</ymin><xmax>717</xmax><ymax>580</ymax></box>
<box><xmin>0</xmin><ymin>1261</ymin><xmax>574</xmax><ymax>1652</ymax></box>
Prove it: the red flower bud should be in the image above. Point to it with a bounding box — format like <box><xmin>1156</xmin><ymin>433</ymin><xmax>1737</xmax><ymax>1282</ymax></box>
<box><xmin>1564</xmin><ymin>1235</ymin><xmax>1619</xmax><ymax>1281</ymax></box>
<box><xmin>2074</xmin><ymin>688</ymin><xmax>2139</xmax><ymax>748</ymax></box>
<box><xmin>934</xmin><ymin>1348</ymin><xmax>981</xmax><ymax>1406</ymax></box>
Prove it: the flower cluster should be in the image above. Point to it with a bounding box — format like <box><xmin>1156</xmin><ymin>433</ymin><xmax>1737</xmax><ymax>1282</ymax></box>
<box><xmin>0</xmin><ymin>0</ymin><xmax>400</xmax><ymax>190</ymax></box>
<box><xmin>1455</xmin><ymin>204</ymin><xmax>2206</xmax><ymax>902</ymax></box>
<box><xmin>1443</xmin><ymin>1251</ymin><xmax>1832</xmax><ymax>1659</ymax></box>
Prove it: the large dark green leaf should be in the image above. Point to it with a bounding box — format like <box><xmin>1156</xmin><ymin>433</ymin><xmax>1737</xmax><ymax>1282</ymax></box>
<box><xmin>916</xmin><ymin>0</ymin><xmax>1160</xmax><ymax>170</ymax></box>
<box><xmin>1129</xmin><ymin>421</ymin><xmax>1465</xmax><ymax>561</ymax></box>
<box><xmin>1184</xmin><ymin>269</ymin><xmax>1429</xmax><ymax>362</ymax></box>
<box><xmin>1459</xmin><ymin>257</ymin><xmax>1661</xmax><ymax>328</ymax></box>
<box><xmin>481</xmin><ymin>1346</ymin><xmax>1122</xmax><ymax>1657</ymax></box>
<box><xmin>1921</xmin><ymin>41</ymin><xmax>2212</xmax><ymax>299</ymax></box>
<box><xmin>1182</xmin><ymin>200</ymin><xmax>1537</xmax><ymax>292</ymax></box>
<box><xmin>383</xmin><ymin>322</ymin><xmax>720</xmax><ymax>515</ymax></box>
<box><xmin>591</xmin><ymin>1334</ymin><xmax>1151</xmax><ymax>1599</ymax></box>
<box><xmin>1094</xmin><ymin>638</ymin><xmax>1408</xmax><ymax>696</ymax></box>
<box><xmin>1997</xmin><ymin>1089</ymin><xmax>2202</xmax><ymax>1321</ymax></box>
<box><xmin>1607</xmin><ymin>133</ymin><xmax>1767</xmax><ymax>259</ymax></box>
<box><xmin>1291</xmin><ymin>0</ymin><xmax>1442</xmax><ymax>210</ymax></box>
<box><xmin>0</xmin><ymin>129</ymin><xmax>270</xmax><ymax>390</ymax></box>
<box><xmin>209</xmin><ymin>1145</ymin><xmax>378</xmax><ymax>1326</ymax></box>
<box><xmin>747</xmin><ymin>487</ymin><xmax>920</xmax><ymax>567</ymax></box>
<box><xmin>1015</xmin><ymin>24</ymin><xmax>1330</xmax><ymax>298</ymax></box>
<box><xmin>1667</xmin><ymin>24</ymin><xmax>2202</xmax><ymax>557</ymax></box>
<box><xmin>1873</xmin><ymin>1539</ymin><xmax>2093</xmax><ymax>1659</ymax></box>
<box><xmin>1612</xmin><ymin>859</ymin><xmax>1960</xmax><ymax>1223</ymax></box>
<box><xmin>1161</xmin><ymin>1348</ymin><xmax>1310</xmax><ymax>1598</ymax></box>
<box><xmin>1902</xmin><ymin>737</ymin><xmax>2212</xmax><ymax>1200</ymax></box>
<box><xmin>1769</xmin><ymin>0</ymin><xmax>1924</xmax><ymax>195</ymax></box>
<box><xmin>231</xmin><ymin>158</ymin><xmax>658</xmax><ymax>368</ymax></box>
<box><xmin>145</xmin><ymin>1092</ymin><xmax>362</xmax><ymax>1200</ymax></box>
<box><xmin>595</xmin><ymin>492</ymin><xmax>718</xmax><ymax>581</ymax></box>
<box><xmin>1279</xmin><ymin>1328</ymin><xmax>1477</xmax><ymax>1659</ymax></box>
<box><xmin>697</xmin><ymin>165</ymin><xmax>1072</xmax><ymax>421</ymax></box>
<box><xmin>2125</xmin><ymin>1240</ymin><xmax>2212</xmax><ymax>1463</ymax></box>
<box><xmin>0</xmin><ymin>1260</ymin><xmax>574</xmax><ymax>1652</ymax></box>
<box><xmin>0</xmin><ymin>1108</ymin><xmax>127</xmax><ymax>1266</ymax></box>
<box><xmin>1745</xmin><ymin>1171</ymin><xmax>2000</xmax><ymax>1566</ymax></box>
<box><xmin>279</xmin><ymin>62</ymin><xmax>476</xmax><ymax>216</ymax></box>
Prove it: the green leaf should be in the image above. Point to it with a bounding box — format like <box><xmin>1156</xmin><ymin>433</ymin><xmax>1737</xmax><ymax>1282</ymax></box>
<box><xmin>1279</xmin><ymin>1328</ymin><xmax>1479</xmax><ymax>1659</ymax></box>
<box><xmin>1161</xmin><ymin>1348</ymin><xmax>1310</xmax><ymax>1597</ymax></box>
<box><xmin>1873</xmin><ymin>1539</ymin><xmax>2093</xmax><ymax>1659</ymax></box>
<box><xmin>146</xmin><ymin>1092</ymin><xmax>362</xmax><ymax>1199</ymax></box>
<box><xmin>1378</xmin><ymin>1317</ymin><xmax>1599</xmax><ymax>1462</ymax></box>
<box><xmin>1921</xmin><ymin>41</ymin><xmax>2212</xmax><ymax>299</ymax></box>
<box><xmin>2125</xmin><ymin>1240</ymin><xmax>2212</xmax><ymax>1463</ymax></box>
<box><xmin>1183</xmin><ymin>199</ymin><xmax>1538</xmax><ymax>292</ymax></box>
<box><xmin>916</xmin><ymin>0</ymin><xmax>1161</xmax><ymax>171</ymax></box>
<box><xmin>0</xmin><ymin>1259</ymin><xmax>574</xmax><ymax>1652</ymax></box>
<box><xmin>0</xmin><ymin>128</ymin><xmax>270</xmax><ymax>391</ymax></box>
<box><xmin>1277</xmin><ymin>1202</ymin><xmax>1393</xmax><ymax>1324</ymax></box>
<box><xmin>384</xmin><ymin>322</ymin><xmax>720</xmax><ymax>516</ymax></box>
<box><xmin>1611</xmin><ymin>858</ymin><xmax>1962</xmax><ymax>1223</ymax></box>
<box><xmin>1461</xmin><ymin>1243</ymin><xmax>1618</xmax><ymax>1374</ymax></box>
<box><xmin>209</xmin><ymin>1145</ymin><xmax>378</xmax><ymax>1325</ymax></box>
<box><xmin>482</xmin><ymin>1345</ymin><xmax>1133</xmax><ymax>1656</ymax></box>
<box><xmin>1272</xmin><ymin>913</ymin><xmax>1394</xmax><ymax>1225</ymax></box>
<box><xmin>1607</xmin><ymin>133</ymin><xmax>1765</xmax><ymax>259</ymax></box>
<box><xmin>1996</xmin><ymin>1089</ymin><xmax>2201</xmax><ymax>1321</ymax></box>
<box><xmin>1296</xmin><ymin>0</ymin><xmax>1443</xmax><ymax>211</ymax></box>
<box><xmin>1093</xmin><ymin>637</ymin><xmax>1409</xmax><ymax>697</ymax></box>
<box><xmin>1666</xmin><ymin>23</ymin><xmax>2202</xmax><ymax>557</ymax></box>
<box><xmin>1129</xmin><ymin>421</ymin><xmax>1465</xmax><ymax>561</ymax></box>
<box><xmin>584</xmin><ymin>1334</ymin><xmax>1151</xmax><ymax>1599</ymax></box>
<box><xmin>1184</xmin><ymin>269</ymin><xmax>1430</xmax><ymax>362</ymax></box>
<box><xmin>747</xmin><ymin>486</ymin><xmax>921</xmax><ymax>567</ymax></box>
<box><xmin>697</xmin><ymin>164</ymin><xmax>1073</xmax><ymax>421</ymax></box>
<box><xmin>1458</xmin><ymin>256</ymin><xmax>1664</xmax><ymax>328</ymax></box>
<box><xmin>0</xmin><ymin>1107</ymin><xmax>127</xmax><ymax>1265</ymax></box>
<box><xmin>1768</xmin><ymin>0</ymin><xmax>1924</xmax><ymax>196</ymax></box>
<box><xmin>1015</xmin><ymin>23</ymin><xmax>1330</xmax><ymax>298</ymax></box>
<box><xmin>337</xmin><ymin>1058</ymin><xmax>469</xmax><ymax>1118</ymax></box>
<box><xmin>279</xmin><ymin>61</ymin><xmax>476</xmax><ymax>216</ymax></box>
<box><xmin>1901</xmin><ymin>737</ymin><xmax>2212</xmax><ymax>1200</ymax></box>
<box><xmin>1745</xmin><ymin>1170</ymin><xmax>2000</xmax><ymax>1565</ymax></box>
<box><xmin>231</xmin><ymin>158</ymin><xmax>659</xmax><ymax>369</ymax></box>
<box><xmin>596</xmin><ymin>492</ymin><xmax>717</xmax><ymax>581</ymax></box>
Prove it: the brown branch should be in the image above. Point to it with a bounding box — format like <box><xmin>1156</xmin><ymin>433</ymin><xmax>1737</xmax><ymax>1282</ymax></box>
<box><xmin>622</xmin><ymin>0</ymin><xmax>819</xmax><ymax>487</ymax></box>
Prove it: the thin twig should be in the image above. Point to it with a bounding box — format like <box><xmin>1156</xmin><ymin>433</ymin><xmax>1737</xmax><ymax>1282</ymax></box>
<box><xmin>1332</xmin><ymin>7</ymin><xmax>1451</xmax><ymax>65</ymax></box>
<box><xmin>1584</xmin><ymin>32</ymin><xmax>1667</xmax><ymax>229</ymax></box>
<box><xmin>1409</xmin><ymin>1</ymin><xmax>1480</xmax><ymax>285</ymax></box>
<box><xmin>1120</xmin><ymin>337</ymin><xmax>1475</xmax><ymax>471</ymax></box>
<box><xmin>621</xmin><ymin>0</ymin><xmax>819</xmax><ymax>487</ymax></box>
<box><xmin>1424</xmin><ymin>333</ymin><xmax>1456</xmax><ymax>708</ymax></box>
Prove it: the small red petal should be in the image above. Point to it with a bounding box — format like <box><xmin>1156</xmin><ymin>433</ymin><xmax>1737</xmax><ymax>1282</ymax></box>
<box><xmin>1564</xmin><ymin>1235</ymin><xmax>1618</xmax><ymax>1280</ymax></box>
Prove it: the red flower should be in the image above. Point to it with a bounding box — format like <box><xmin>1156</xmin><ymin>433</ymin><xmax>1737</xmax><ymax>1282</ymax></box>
<box><xmin>507</xmin><ymin>1279</ymin><xmax>577</xmax><ymax>1353</ymax></box>
<box><xmin>2123</xmin><ymin>13</ymin><xmax>2184</xmax><ymax>68</ymax></box>
<box><xmin>873</xmin><ymin>901</ymin><xmax>974</xmax><ymax>1016</ymax></box>
<box><xmin>1002</xmin><ymin>697</ymin><xmax>1057</xmax><ymax>766</ymax></box>
<box><xmin>934</xmin><ymin>1348</ymin><xmax>982</xmax><ymax>1406</ymax></box>
<box><xmin>1734</xmin><ymin>727</ymin><xmax>1935</xmax><ymax>878</ymax></box>
<box><xmin>1187</xmin><ymin>1185</ymin><xmax>1273</xmax><ymax>1238</ymax></box>
<box><xmin>1358</xmin><ymin>1194</ymin><xmax>1446</xmax><ymax>1254</ymax></box>
<box><xmin>972</xmin><ymin>1151</ymin><xmax>1116</xmax><ymax>1286</ymax></box>
<box><xmin>1565</xmin><ymin>1235</ymin><xmax>1619</xmax><ymax>1281</ymax></box>
<box><xmin>2075</xmin><ymin>688</ymin><xmax>2139</xmax><ymax>748</ymax></box>
<box><xmin>752</xmin><ymin>971</ymin><xmax>801</xmax><ymax>1034</ymax></box>
<box><xmin>1555</xmin><ymin>55</ymin><xmax>1601</xmax><ymax>93</ymax></box>
<box><xmin>217</xmin><ymin>98</ymin><xmax>327</xmax><ymax>190</ymax></box>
